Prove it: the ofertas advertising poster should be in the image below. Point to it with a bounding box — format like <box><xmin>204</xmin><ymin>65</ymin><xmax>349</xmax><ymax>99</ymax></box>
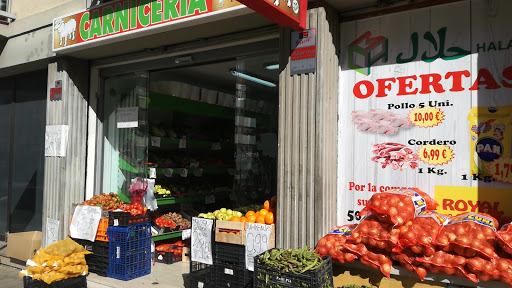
<box><xmin>338</xmin><ymin>0</ymin><xmax>512</xmax><ymax>226</ymax></box>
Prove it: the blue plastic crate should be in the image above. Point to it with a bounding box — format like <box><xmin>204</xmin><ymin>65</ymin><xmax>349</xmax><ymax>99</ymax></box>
<box><xmin>106</xmin><ymin>223</ymin><xmax>152</xmax><ymax>281</ymax></box>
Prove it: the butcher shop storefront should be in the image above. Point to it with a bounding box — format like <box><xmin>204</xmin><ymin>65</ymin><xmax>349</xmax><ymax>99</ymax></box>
<box><xmin>334</xmin><ymin>0</ymin><xmax>512</xmax><ymax>287</ymax></box>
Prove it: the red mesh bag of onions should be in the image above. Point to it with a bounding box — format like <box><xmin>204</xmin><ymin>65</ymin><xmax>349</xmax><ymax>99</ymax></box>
<box><xmin>497</xmin><ymin>223</ymin><xmax>512</xmax><ymax>256</ymax></box>
<box><xmin>466</xmin><ymin>257</ymin><xmax>502</xmax><ymax>283</ymax></box>
<box><xmin>358</xmin><ymin>188</ymin><xmax>438</xmax><ymax>226</ymax></box>
<box><xmin>343</xmin><ymin>243</ymin><xmax>393</xmax><ymax>277</ymax></box>
<box><xmin>416</xmin><ymin>251</ymin><xmax>478</xmax><ymax>283</ymax></box>
<box><xmin>494</xmin><ymin>257</ymin><xmax>512</xmax><ymax>286</ymax></box>
<box><xmin>315</xmin><ymin>225</ymin><xmax>358</xmax><ymax>264</ymax></box>
<box><xmin>390</xmin><ymin>249</ymin><xmax>428</xmax><ymax>280</ymax></box>
<box><xmin>434</xmin><ymin>212</ymin><xmax>499</xmax><ymax>259</ymax></box>
<box><xmin>395</xmin><ymin>211</ymin><xmax>449</xmax><ymax>257</ymax></box>
<box><xmin>348</xmin><ymin>214</ymin><xmax>400</xmax><ymax>252</ymax></box>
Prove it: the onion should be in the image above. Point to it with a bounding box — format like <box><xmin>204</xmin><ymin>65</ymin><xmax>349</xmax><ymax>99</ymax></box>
<box><xmin>381</xmin><ymin>263</ymin><xmax>391</xmax><ymax>275</ymax></box>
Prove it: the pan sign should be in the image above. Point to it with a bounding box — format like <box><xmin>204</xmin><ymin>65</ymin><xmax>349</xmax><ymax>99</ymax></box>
<box><xmin>236</xmin><ymin>0</ymin><xmax>307</xmax><ymax>31</ymax></box>
<box><xmin>52</xmin><ymin>0</ymin><xmax>243</xmax><ymax>51</ymax></box>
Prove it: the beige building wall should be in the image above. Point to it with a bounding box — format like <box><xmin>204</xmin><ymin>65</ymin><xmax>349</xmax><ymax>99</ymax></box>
<box><xmin>11</xmin><ymin>0</ymin><xmax>77</xmax><ymax>20</ymax></box>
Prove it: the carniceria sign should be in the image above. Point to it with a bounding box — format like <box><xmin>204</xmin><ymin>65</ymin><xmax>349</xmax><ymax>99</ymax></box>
<box><xmin>52</xmin><ymin>0</ymin><xmax>242</xmax><ymax>51</ymax></box>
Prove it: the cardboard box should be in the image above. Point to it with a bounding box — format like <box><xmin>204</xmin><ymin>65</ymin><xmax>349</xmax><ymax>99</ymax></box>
<box><xmin>215</xmin><ymin>220</ymin><xmax>275</xmax><ymax>247</ymax></box>
<box><xmin>182</xmin><ymin>247</ymin><xmax>190</xmax><ymax>263</ymax></box>
<box><xmin>6</xmin><ymin>231</ymin><xmax>42</xmax><ymax>262</ymax></box>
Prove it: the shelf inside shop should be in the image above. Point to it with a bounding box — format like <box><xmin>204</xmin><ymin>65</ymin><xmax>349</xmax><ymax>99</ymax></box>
<box><xmin>119</xmin><ymin>157</ymin><xmax>140</xmax><ymax>174</ymax></box>
<box><xmin>339</xmin><ymin>261</ymin><xmax>509</xmax><ymax>288</ymax></box>
<box><xmin>149</xmin><ymin>92</ymin><xmax>235</xmax><ymax>120</ymax></box>
<box><xmin>150</xmin><ymin>136</ymin><xmax>234</xmax><ymax>150</ymax></box>
<box><xmin>151</xmin><ymin>230</ymin><xmax>184</xmax><ymax>241</ymax></box>
<box><xmin>149</xmin><ymin>167</ymin><xmax>233</xmax><ymax>176</ymax></box>
<box><xmin>156</xmin><ymin>193</ymin><xmax>228</xmax><ymax>205</ymax></box>
<box><xmin>149</xmin><ymin>92</ymin><xmax>268</xmax><ymax>120</ymax></box>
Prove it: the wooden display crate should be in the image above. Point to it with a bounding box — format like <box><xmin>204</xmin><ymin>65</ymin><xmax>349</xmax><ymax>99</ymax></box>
<box><xmin>215</xmin><ymin>220</ymin><xmax>275</xmax><ymax>247</ymax></box>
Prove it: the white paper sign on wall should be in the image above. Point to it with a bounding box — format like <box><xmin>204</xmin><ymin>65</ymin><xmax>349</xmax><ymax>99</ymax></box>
<box><xmin>191</xmin><ymin>217</ymin><xmax>214</xmax><ymax>265</ymax></box>
<box><xmin>46</xmin><ymin>218</ymin><xmax>60</xmax><ymax>246</ymax></box>
<box><xmin>45</xmin><ymin>125</ymin><xmax>69</xmax><ymax>157</ymax></box>
<box><xmin>117</xmin><ymin>107</ymin><xmax>139</xmax><ymax>128</ymax></box>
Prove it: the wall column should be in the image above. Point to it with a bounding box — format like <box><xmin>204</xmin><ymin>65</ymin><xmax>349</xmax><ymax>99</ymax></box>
<box><xmin>277</xmin><ymin>6</ymin><xmax>339</xmax><ymax>248</ymax></box>
<box><xmin>42</xmin><ymin>57</ymin><xmax>89</xmax><ymax>247</ymax></box>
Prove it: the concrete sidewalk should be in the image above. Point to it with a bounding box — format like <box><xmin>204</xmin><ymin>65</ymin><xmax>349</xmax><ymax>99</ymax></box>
<box><xmin>0</xmin><ymin>261</ymin><xmax>189</xmax><ymax>288</ymax></box>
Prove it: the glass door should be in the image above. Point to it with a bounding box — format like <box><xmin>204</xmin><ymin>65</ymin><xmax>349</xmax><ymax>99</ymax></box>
<box><xmin>102</xmin><ymin>73</ymin><xmax>149</xmax><ymax>202</ymax></box>
<box><xmin>0</xmin><ymin>79</ymin><xmax>13</xmax><ymax>240</ymax></box>
<box><xmin>233</xmin><ymin>54</ymin><xmax>279</xmax><ymax>206</ymax></box>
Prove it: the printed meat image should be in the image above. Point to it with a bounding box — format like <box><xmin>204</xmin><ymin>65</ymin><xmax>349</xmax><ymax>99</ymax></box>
<box><xmin>352</xmin><ymin>109</ymin><xmax>412</xmax><ymax>135</ymax></box>
<box><xmin>372</xmin><ymin>143</ymin><xmax>419</xmax><ymax>170</ymax></box>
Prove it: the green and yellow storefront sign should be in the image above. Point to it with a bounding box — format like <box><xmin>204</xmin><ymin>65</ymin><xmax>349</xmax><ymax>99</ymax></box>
<box><xmin>52</xmin><ymin>0</ymin><xmax>242</xmax><ymax>51</ymax></box>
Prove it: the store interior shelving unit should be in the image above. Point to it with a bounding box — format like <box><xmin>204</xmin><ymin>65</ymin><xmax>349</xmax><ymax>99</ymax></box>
<box><xmin>147</xmin><ymin>81</ymin><xmax>238</xmax><ymax>242</ymax></box>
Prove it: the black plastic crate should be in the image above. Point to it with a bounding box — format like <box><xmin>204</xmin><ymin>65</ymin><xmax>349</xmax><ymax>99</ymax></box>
<box><xmin>216</xmin><ymin>261</ymin><xmax>253</xmax><ymax>288</ymax></box>
<box><xmin>215</xmin><ymin>242</ymin><xmax>245</xmax><ymax>266</ymax></box>
<box><xmin>23</xmin><ymin>275</ymin><xmax>87</xmax><ymax>288</ymax></box>
<box><xmin>157</xmin><ymin>250</ymin><xmax>183</xmax><ymax>264</ymax></box>
<box><xmin>109</xmin><ymin>211</ymin><xmax>150</xmax><ymax>227</ymax></box>
<box><xmin>186</xmin><ymin>267</ymin><xmax>215</xmax><ymax>288</ymax></box>
<box><xmin>72</xmin><ymin>238</ymin><xmax>109</xmax><ymax>256</ymax></box>
<box><xmin>92</xmin><ymin>240</ymin><xmax>109</xmax><ymax>256</ymax></box>
<box><xmin>253</xmin><ymin>250</ymin><xmax>334</xmax><ymax>288</ymax></box>
<box><xmin>70</xmin><ymin>238</ymin><xmax>94</xmax><ymax>253</ymax></box>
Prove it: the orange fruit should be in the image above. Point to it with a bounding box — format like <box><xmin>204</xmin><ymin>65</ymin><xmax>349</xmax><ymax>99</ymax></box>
<box><xmin>246</xmin><ymin>211</ymin><xmax>255</xmax><ymax>217</ymax></box>
<box><xmin>264</xmin><ymin>200</ymin><xmax>270</xmax><ymax>211</ymax></box>
<box><xmin>230</xmin><ymin>216</ymin><xmax>241</xmax><ymax>222</ymax></box>
<box><xmin>255</xmin><ymin>212</ymin><xmax>260</xmax><ymax>217</ymax></box>
<box><xmin>247</xmin><ymin>215</ymin><xmax>257</xmax><ymax>222</ymax></box>
<box><xmin>239</xmin><ymin>217</ymin><xmax>247</xmax><ymax>223</ymax></box>
<box><xmin>265</xmin><ymin>212</ymin><xmax>274</xmax><ymax>225</ymax></box>
<box><xmin>229</xmin><ymin>232</ymin><xmax>236</xmax><ymax>235</ymax></box>
<box><xmin>259</xmin><ymin>209</ymin><xmax>268</xmax><ymax>216</ymax></box>
<box><xmin>256</xmin><ymin>215</ymin><xmax>266</xmax><ymax>224</ymax></box>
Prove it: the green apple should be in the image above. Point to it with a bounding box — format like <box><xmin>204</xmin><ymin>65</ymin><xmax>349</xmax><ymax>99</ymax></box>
<box><xmin>216</xmin><ymin>212</ymin><xmax>224</xmax><ymax>220</ymax></box>
<box><xmin>226</xmin><ymin>209</ymin><xmax>233</xmax><ymax>215</ymax></box>
<box><xmin>198</xmin><ymin>213</ymin><xmax>205</xmax><ymax>218</ymax></box>
<box><xmin>223</xmin><ymin>214</ymin><xmax>231</xmax><ymax>221</ymax></box>
<box><xmin>220</xmin><ymin>208</ymin><xmax>227</xmax><ymax>213</ymax></box>
<box><xmin>235</xmin><ymin>211</ymin><xmax>243</xmax><ymax>218</ymax></box>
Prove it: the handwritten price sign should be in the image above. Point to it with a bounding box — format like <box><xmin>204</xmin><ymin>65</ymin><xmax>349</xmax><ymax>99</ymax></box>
<box><xmin>408</xmin><ymin>107</ymin><xmax>444</xmax><ymax>128</ymax></box>
<box><xmin>486</xmin><ymin>158</ymin><xmax>512</xmax><ymax>184</ymax></box>
<box><xmin>418</xmin><ymin>145</ymin><xmax>454</xmax><ymax>166</ymax></box>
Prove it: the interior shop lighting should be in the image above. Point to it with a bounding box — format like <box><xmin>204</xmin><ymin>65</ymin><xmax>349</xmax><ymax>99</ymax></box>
<box><xmin>265</xmin><ymin>64</ymin><xmax>279</xmax><ymax>70</ymax></box>
<box><xmin>230</xmin><ymin>70</ymin><xmax>277</xmax><ymax>88</ymax></box>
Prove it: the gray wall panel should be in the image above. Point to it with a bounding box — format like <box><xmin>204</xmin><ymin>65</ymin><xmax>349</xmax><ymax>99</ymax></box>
<box><xmin>42</xmin><ymin>58</ymin><xmax>89</xmax><ymax>247</ymax></box>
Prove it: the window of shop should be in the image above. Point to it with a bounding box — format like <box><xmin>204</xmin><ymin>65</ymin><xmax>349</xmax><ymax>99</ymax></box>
<box><xmin>0</xmin><ymin>70</ymin><xmax>47</xmax><ymax>240</ymax></box>
<box><xmin>98</xmin><ymin>43</ymin><xmax>279</xmax><ymax>239</ymax></box>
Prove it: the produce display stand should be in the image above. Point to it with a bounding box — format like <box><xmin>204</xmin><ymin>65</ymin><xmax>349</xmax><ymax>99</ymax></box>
<box><xmin>333</xmin><ymin>262</ymin><xmax>510</xmax><ymax>288</ymax></box>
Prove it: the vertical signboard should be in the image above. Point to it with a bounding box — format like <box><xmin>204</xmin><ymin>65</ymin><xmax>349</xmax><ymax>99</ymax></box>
<box><xmin>338</xmin><ymin>0</ymin><xmax>512</xmax><ymax>225</ymax></box>
<box><xmin>290</xmin><ymin>28</ymin><xmax>316</xmax><ymax>75</ymax></box>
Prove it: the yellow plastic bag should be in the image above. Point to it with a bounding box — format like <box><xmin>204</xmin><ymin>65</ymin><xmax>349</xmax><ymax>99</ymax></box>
<box><xmin>468</xmin><ymin>106</ymin><xmax>512</xmax><ymax>176</ymax></box>
<box><xmin>43</xmin><ymin>238</ymin><xmax>92</xmax><ymax>257</ymax></box>
<box><xmin>19</xmin><ymin>238</ymin><xmax>90</xmax><ymax>284</ymax></box>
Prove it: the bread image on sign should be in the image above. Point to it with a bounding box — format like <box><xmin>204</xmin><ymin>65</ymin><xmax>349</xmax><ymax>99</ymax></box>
<box><xmin>54</xmin><ymin>18</ymin><xmax>76</xmax><ymax>47</ymax></box>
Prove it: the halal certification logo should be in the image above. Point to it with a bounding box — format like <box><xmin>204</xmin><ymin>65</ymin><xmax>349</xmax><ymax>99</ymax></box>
<box><xmin>292</xmin><ymin>0</ymin><xmax>299</xmax><ymax>14</ymax></box>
